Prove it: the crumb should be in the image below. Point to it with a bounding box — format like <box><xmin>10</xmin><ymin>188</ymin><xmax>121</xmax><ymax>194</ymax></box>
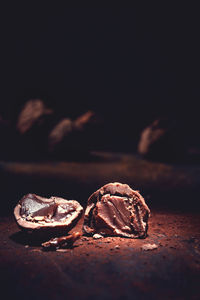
<box><xmin>141</xmin><ymin>243</ymin><xmax>158</xmax><ymax>251</ymax></box>
<box><xmin>93</xmin><ymin>233</ymin><xmax>103</xmax><ymax>239</ymax></box>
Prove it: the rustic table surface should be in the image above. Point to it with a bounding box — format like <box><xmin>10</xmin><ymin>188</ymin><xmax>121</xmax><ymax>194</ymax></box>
<box><xmin>1</xmin><ymin>152</ymin><xmax>200</xmax><ymax>299</ymax></box>
<box><xmin>0</xmin><ymin>210</ymin><xmax>200</xmax><ymax>300</ymax></box>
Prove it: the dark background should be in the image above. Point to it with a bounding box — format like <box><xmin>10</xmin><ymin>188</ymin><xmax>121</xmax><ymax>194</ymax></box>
<box><xmin>1</xmin><ymin>3</ymin><xmax>200</xmax><ymax>153</ymax></box>
<box><xmin>0</xmin><ymin>7</ymin><xmax>200</xmax><ymax>300</ymax></box>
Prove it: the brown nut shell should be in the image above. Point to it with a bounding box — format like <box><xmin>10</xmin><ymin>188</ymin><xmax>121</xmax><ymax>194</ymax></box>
<box><xmin>14</xmin><ymin>194</ymin><xmax>83</xmax><ymax>238</ymax></box>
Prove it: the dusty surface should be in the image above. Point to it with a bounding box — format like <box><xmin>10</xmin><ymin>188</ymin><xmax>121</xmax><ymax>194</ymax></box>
<box><xmin>0</xmin><ymin>211</ymin><xmax>200</xmax><ymax>300</ymax></box>
<box><xmin>0</xmin><ymin>152</ymin><xmax>200</xmax><ymax>299</ymax></box>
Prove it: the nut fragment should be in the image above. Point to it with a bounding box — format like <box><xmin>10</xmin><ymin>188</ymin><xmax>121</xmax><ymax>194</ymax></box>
<box><xmin>42</xmin><ymin>232</ymin><xmax>82</xmax><ymax>251</ymax></box>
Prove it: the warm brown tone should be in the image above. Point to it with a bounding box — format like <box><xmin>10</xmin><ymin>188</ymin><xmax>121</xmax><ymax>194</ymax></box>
<box><xmin>14</xmin><ymin>194</ymin><xmax>83</xmax><ymax>236</ymax></box>
<box><xmin>0</xmin><ymin>211</ymin><xmax>199</xmax><ymax>299</ymax></box>
<box><xmin>16</xmin><ymin>99</ymin><xmax>53</xmax><ymax>135</ymax></box>
<box><xmin>83</xmin><ymin>182</ymin><xmax>150</xmax><ymax>238</ymax></box>
<box><xmin>42</xmin><ymin>232</ymin><xmax>82</xmax><ymax>250</ymax></box>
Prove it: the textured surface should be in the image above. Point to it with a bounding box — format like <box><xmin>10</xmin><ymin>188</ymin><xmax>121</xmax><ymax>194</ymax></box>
<box><xmin>0</xmin><ymin>152</ymin><xmax>200</xmax><ymax>299</ymax></box>
<box><xmin>0</xmin><ymin>211</ymin><xmax>200</xmax><ymax>300</ymax></box>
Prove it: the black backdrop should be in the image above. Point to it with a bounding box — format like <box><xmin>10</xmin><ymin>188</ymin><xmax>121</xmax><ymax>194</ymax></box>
<box><xmin>1</xmin><ymin>4</ymin><xmax>200</xmax><ymax>150</ymax></box>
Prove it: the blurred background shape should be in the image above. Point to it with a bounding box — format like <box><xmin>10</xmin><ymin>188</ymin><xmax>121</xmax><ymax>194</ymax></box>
<box><xmin>0</xmin><ymin>4</ymin><xmax>200</xmax><ymax>212</ymax></box>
